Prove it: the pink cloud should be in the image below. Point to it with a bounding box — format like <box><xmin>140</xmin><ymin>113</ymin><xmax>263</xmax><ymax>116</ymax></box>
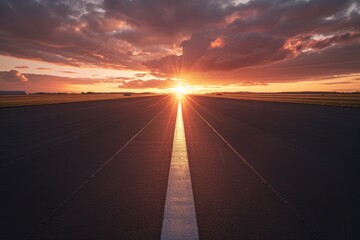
<box><xmin>0</xmin><ymin>70</ymin><xmax>28</xmax><ymax>83</ymax></box>
<box><xmin>0</xmin><ymin>0</ymin><xmax>358</xmax><ymax>87</ymax></box>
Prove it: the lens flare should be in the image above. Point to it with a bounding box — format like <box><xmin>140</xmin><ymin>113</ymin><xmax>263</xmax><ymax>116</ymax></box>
<box><xmin>172</xmin><ymin>86</ymin><xmax>188</xmax><ymax>96</ymax></box>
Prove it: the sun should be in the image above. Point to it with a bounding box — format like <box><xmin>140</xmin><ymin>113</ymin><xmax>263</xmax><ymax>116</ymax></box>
<box><xmin>172</xmin><ymin>86</ymin><xmax>188</xmax><ymax>96</ymax></box>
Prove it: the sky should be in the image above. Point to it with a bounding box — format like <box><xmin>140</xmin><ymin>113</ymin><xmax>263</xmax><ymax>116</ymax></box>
<box><xmin>0</xmin><ymin>0</ymin><xmax>359</xmax><ymax>93</ymax></box>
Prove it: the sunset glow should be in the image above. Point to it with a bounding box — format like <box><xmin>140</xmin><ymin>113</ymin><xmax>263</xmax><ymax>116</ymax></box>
<box><xmin>1</xmin><ymin>1</ymin><xmax>360</xmax><ymax>238</ymax></box>
<box><xmin>172</xmin><ymin>86</ymin><xmax>188</xmax><ymax>96</ymax></box>
<box><xmin>0</xmin><ymin>0</ymin><xmax>359</xmax><ymax>93</ymax></box>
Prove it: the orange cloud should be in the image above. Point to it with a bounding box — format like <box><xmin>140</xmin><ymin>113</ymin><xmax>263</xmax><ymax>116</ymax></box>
<box><xmin>0</xmin><ymin>0</ymin><xmax>359</xmax><ymax>91</ymax></box>
<box><xmin>210</xmin><ymin>37</ymin><xmax>224</xmax><ymax>49</ymax></box>
<box><xmin>37</xmin><ymin>67</ymin><xmax>51</xmax><ymax>70</ymax></box>
<box><xmin>60</xmin><ymin>71</ymin><xmax>77</xmax><ymax>74</ymax></box>
<box><xmin>118</xmin><ymin>79</ymin><xmax>177</xmax><ymax>89</ymax></box>
<box><xmin>15</xmin><ymin>65</ymin><xmax>29</xmax><ymax>69</ymax></box>
<box><xmin>0</xmin><ymin>70</ymin><xmax>28</xmax><ymax>83</ymax></box>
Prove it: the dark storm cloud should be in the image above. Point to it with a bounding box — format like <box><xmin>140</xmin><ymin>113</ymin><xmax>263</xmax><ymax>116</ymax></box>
<box><xmin>0</xmin><ymin>0</ymin><xmax>359</xmax><ymax>83</ymax></box>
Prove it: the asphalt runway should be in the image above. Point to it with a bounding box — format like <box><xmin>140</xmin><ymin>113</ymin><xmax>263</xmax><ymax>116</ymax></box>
<box><xmin>184</xmin><ymin>96</ymin><xmax>360</xmax><ymax>240</ymax></box>
<box><xmin>0</xmin><ymin>95</ymin><xmax>177</xmax><ymax>239</ymax></box>
<box><xmin>1</xmin><ymin>95</ymin><xmax>359</xmax><ymax>239</ymax></box>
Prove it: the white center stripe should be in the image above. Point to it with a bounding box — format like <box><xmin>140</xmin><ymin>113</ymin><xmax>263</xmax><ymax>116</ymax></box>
<box><xmin>161</xmin><ymin>100</ymin><xmax>199</xmax><ymax>240</ymax></box>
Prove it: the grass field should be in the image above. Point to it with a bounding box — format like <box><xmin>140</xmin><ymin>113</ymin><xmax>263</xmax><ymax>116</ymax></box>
<box><xmin>0</xmin><ymin>93</ymin><xmax>157</xmax><ymax>108</ymax></box>
<box><xmin>202</xmin><ymin>92</ymin><xmax>360</xmax><ymax>107</ymax></box>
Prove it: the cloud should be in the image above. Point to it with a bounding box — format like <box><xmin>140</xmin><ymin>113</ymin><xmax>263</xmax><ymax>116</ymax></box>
<box><xmin>0</xmin><ymin>0</ymin><xmax>359</xmax><ymax>86</ymax></box>
<box><xmin>238</xmin><ymin>81</ymin><xmax>268</xmax><ymax>86</ymax></box>
<box><xmin>118</xmin><ymin>79</ymin><xmax>177</xmax><ymax>89</ymax></box>
<box><xmin>0</xmin><ymin>0</ymin><xmax>62</xmax><ymax>40</ymax></box>
<box><xmin>144</xmin><ymin>0</ymin><xmax>360</xmax><ymax>77</ymax></box>
<box><xmin>15</xmin><ymin>65</ymin><xmax>29</xmax><ymax>69</ymax></box>
<box><xmin>37</xmin><ymin>67</ymin><xmax>51</xmax><ymax>70</ymax></box>
<box><xmin>0</xmin><ymin>70</ymin><xmax>28</xmax><ymax>82</ymax></box>
<box><xmin>104</xmin><ymin>0</ymin><xmax>234</xmax><ymax>37</ymax></box>
<box><xmin>60</xmin><ymin>71</ymin><xmax>77</xmax><ymax>74</ymax></box>
<box><xmin>306</xmin><ymin>32</ymin><xmax>360</xmax><ymax>50</ymax></box>
<box><xmin>0</xmin><ymin>70</ymin><xmax>102</xmax><ymax>91</ymax></box>
<box><xmin>144</xmin><ymin>31</ymin><xmax>290</xmax><ymax>76</ymax></box>
<box><xmin>0</xmin><ymin>70</ymin><xmax>97</xmax><ymax>88</ymax></box>
<box><xmin>0</xmin><ymin>0</ymin><xmax>141</xmax><ymax>70</ymax></box>
<box><xmin>145</xmin><ymin>0</ymin><xmax>360</xmax><ymax>79</ymax></box>
<box><xmin>193</xmin><ymin>43</ymin><xmax>360</xmax><ymax>85</ymax></box>
<box><xmin>321</xmin><ymin>81</ymin><xmax>356</xmax><ymax>85</ymax></box>
<box><xmin>0</xmin><ymin>69</ymin><xmax>175</xmax><ymax>92</ymax></box>
<box><xmin>134</xmin><ymin>73</ymin><xmax>147</xmax><ymax>78</ymax></box>
<box><xmin>242</xmin><ymin>43</ymin><xmax>360</xmax><ymax>82</ymax></box>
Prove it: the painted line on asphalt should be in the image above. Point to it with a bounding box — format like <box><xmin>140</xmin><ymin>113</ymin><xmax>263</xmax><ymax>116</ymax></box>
<box><xmin>25</xmin><ymin>104</ymin><xmax>168</xmax><ymax>240</ymax></box>
<box><xmin>189</xmin><ymin>102</ymin><xmax>321</xmax><ymax>240</ymax></box>
<box><xmin>161</xmin><ymin>100</ymin><xmax>199</xmax><ymax>240</ymax></box>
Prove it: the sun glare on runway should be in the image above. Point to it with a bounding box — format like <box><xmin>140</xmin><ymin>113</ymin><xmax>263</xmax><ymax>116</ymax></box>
<box><xmin>172</xmin><ymin>86</ymin><xmax>188</xmax><ymax>97</ymax></box>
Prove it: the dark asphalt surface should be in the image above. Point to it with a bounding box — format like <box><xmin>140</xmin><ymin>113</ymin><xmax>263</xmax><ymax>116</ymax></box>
<box><xmin>184</xmin><ymin>96</ymin><xmax>360</xmax><ymax>240</ymax></box>
<box><xmin>0</xmin><ymin>96</ymin><xmax>177</xmax><ymax>239</ymax></box>
<box><xmin>1</xmin><ymin>95</ymin><xmax>359</xmax><ymax>239</ymax></box>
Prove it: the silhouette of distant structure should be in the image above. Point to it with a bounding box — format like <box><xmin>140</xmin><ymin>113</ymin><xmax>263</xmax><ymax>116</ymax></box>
<box><xmin>0</xmin><ymin>91</ymin><xmax>26</xmax><ymax>95</ymax></box>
